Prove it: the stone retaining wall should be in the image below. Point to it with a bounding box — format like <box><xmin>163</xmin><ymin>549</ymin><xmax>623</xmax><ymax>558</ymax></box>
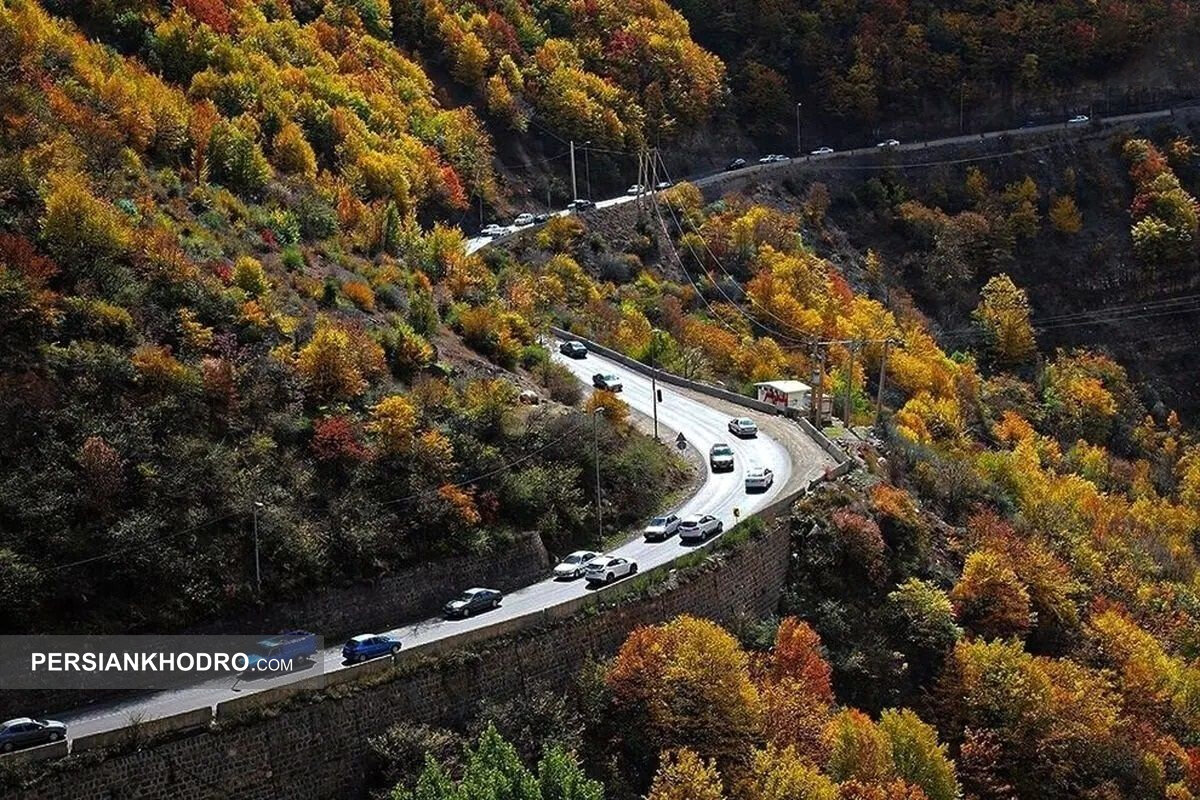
<box><xmin>13</xmin><ymin>513</ymin><xmax>796</xmax><ymax>800</ymax></box>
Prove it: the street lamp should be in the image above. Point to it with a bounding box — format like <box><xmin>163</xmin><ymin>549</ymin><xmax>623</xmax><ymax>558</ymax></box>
<box><xmin>592</xmin><ymin>406</ymin><xmax>605</xmax><ymax>544</ymax></box>
<box><xmin>795</xmin><ymin>102</ymin><xmax>803</xmax><ymax>155</ymax></box>
<box><xmin>252</xmin><ymin>501</ymin><xmax>264</xmax><ymax>595</ymax></box>
<box><xmin>649</xmin><ymin>329</ymin><xmax>663</xmax><ymax>441</ymax></box>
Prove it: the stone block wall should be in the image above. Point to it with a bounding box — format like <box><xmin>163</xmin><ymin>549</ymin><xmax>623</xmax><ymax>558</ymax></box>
<box><xmin>15</xmin><ymin>518</ymin><xmax>792</xmax><ymax>800</ymax></box>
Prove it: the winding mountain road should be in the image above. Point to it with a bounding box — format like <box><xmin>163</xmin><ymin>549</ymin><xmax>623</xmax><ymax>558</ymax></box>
<box><xmin>52</xmin><ymin>345</ymin><xmax>833</xmax><ymax>742</ymax></box>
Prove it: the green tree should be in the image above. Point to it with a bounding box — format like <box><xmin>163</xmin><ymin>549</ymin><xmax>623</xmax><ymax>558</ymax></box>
<box><xmin>208</xmin><ymin>120</ymin><xmax>272</xmax><ymax>195</ymax></box>
<box><xmin>879</xmin><ymin>709</ymin><xmax>959</xmax><ymax>800</ymax></box>
<box><xmin>537</xmin><ymin>746</ymin><xmax>604</xmax><ymax>800</ymax></box>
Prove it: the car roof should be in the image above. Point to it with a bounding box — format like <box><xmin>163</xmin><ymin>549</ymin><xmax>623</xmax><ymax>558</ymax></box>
<box><xmin>748</xmin><ymin>466</ymin><xmax>769</xmax><ymax>474</ymax></box>
<box><xmin>349</xmin><ymin>634</ymin><xmax>375</xmax><ymax>642</ymax></box>
<box><xmin>567</xmin><ymin>550</ymin><xmax>596</xmax><ymax>557</ymax></box>
<box><xmin>3</xmin><ymin>717</ymin><xmax>34</xmax><ymax>726</ymax></box>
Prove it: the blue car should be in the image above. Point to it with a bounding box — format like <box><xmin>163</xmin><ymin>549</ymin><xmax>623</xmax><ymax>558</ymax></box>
<box><xmin>342</xmin><ymin>633</ymin><xmax>402</xmax><ymax>663</ymax></box>
<box><xmin>242</xmin><ymin>631</ymin><xmax>318</xmax><ymax>674</ymax></box>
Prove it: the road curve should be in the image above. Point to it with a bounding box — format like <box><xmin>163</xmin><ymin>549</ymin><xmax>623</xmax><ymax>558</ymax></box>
<box><xmin>54</xmin><ymin>345</ymin><xmax>813</xmax><ymax>741</ymax></box>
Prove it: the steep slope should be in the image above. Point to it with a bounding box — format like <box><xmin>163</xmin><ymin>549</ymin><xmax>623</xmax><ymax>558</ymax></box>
<box><xmin>0</xmin><ymin>0</ymin><xmax>687</xmax><ymax>634</ymax></box>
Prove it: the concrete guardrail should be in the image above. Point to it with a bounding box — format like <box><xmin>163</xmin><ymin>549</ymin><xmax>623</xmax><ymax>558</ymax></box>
<box><xmin>1</xmin><ymin>739</ymin><xmax>68</xmax><ymax>765</ymax></box>
<box><xmin>550</xmin><ymin>326</ymin><xmax>851</xmax><ymax>468</ymax></box>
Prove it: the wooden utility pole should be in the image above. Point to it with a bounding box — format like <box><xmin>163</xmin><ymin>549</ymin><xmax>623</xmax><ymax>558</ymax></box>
<box><xmin>811</xmin><ymin>344</ymin><xmax>826</xmax><ymax>426</ymax></box>
<box><xmin>569</xmin><ymin>140</ymin><xmax>577</xmax><ymax>204</ymax></box>
<box><xmin>844</xmin><ymin>341</ymin><xmax>857</xmax><ymax>429</ymax></box>
<box><xmin>875</xmin><ymin>339</ymin><xmax>891</xmax><ymax>427</ymax></box>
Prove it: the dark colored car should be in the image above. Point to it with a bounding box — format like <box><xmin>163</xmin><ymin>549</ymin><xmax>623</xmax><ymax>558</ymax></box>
<box><xmin>342</xmin><ymin>633</ymin><xmax>402</xmax><ymax>663</ymax></box>
<box><xmin>443</xmin><ymin>587</ymin><xmax>502</xmax><ymax>618</ymax></box>
<box><xmin>242</xmin><ymin>631</ymin><xmax>319</xmax><ymax>673</ymax></box>
<box><xmin>0</xmin><ymin>718</ymin><xmax>67</xmax><ymax>752</ymax></box>
<box><xmin>709</xmin><ymin>443</ymin><xmax>735</xmax><ymax>472</ymax></box>
<box><xmin>534</xmin><ymin>213</ymin><xmax>551</xmax><ymax>223</ymax></box>
<box><xmin>559</xmin><ymin>341</ymin><xmax>588</xmax><ymax>359</ymax></box>
<box><xmin>568</xmin><ymin>199</ymin><xmax>595</xmax><ymax>211</ymax></box>
<box><xmin>725</xmin><ymin>158</ymin><xmax>746</xmax><ymax>171</ymax></box>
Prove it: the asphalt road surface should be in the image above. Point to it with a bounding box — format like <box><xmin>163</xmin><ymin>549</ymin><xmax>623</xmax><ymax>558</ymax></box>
<box><xmin>466</xmin><ymin>108</ymin><xmax>1177</xmax><ymax>253</ymax></box>
<box><xmin>54</xmin><ymin>345</ymin><xmax>806</xmax><ymax>741</ymax></box>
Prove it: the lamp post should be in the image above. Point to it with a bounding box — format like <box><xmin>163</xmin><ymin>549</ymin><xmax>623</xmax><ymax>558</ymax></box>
<box><xmin>252</xmin><ymin>501</ymin><xmax>264</xmax><ymax>595</ymax></box>
<box><xmin>649</xmin><ymin>329</ymin><xmax>663</xmax><ymax>441</ymax></box>
<box><xmin>592</xmin><ymin>406</ymin><xmax>605</xmax><ymax>544</ymax></box>
<box><xmin>795</xmin><ymin>102</ymin><xmax>803</xmax><ymax>155</ymax></box>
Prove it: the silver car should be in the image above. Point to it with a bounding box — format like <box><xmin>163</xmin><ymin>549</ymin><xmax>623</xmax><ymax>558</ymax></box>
<box><xmin>554</xmin><ymin>550</ymin><xmax>599</xmax><ymax>579</ymax></box>
<box><xmin>584</xmin><ymin>554</ymin><xmax>638</xmax><ymax>585</ymax></box>
<box><xmin>643</xmin><ymin>514</ymin><xmax>682</xmax><ymax>542</ymax></box>
<box><xmin>728</xmin><ymin>417</ymin><xmax>758</xmax><ymax>438</ymax></box>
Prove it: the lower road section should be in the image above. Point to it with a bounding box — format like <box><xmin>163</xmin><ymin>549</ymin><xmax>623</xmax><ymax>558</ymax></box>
<box><xmin>51</xmin><ymin>347</ymin><xmax>833</xmax><ymax>742</ymax></box>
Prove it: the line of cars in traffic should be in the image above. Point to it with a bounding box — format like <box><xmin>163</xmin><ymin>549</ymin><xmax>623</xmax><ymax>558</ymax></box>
<box><xmin>724</xmin><ymin>114</ymin><xmax>1094</xmax><ymax>172</ymax></box>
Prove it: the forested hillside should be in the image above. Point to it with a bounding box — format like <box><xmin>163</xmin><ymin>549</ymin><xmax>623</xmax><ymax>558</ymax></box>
<box><xmin>480</xmin><ymin>170</ymin><xmax>1200</xmax><ymax>797</ymax></box>
<box><xmin>0</xmin><ymin>0</ymin><xmax>691</xmax><ymax>634</ymax></box>
<box><xmin>672</xmin><ymin>0</ymin><xmax>1200</xmax><ymax>142</ymax></box>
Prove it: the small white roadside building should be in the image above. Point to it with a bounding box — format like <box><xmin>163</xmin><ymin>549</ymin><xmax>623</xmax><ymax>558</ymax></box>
<box><xmin>755</xmin><ymin>380</ymin><xmax>814</xmax><ymax>412</ymax></box>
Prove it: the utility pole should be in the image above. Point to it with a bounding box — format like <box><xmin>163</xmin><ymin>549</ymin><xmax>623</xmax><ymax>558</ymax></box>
<box><xmin>796</xmin><ymin>102</ymin><xmax>803</xmax><ymax>155</ymax></box>
<box><xmin>583</xmin><ymin>140</ymin><xmax>592</xmax><ymax>200</ymax></box>
<box><xmin>252</xmin><ymin>501</ymin><xmax>264</xmax><ymax>595</ymax></box>
<box><xmin>592</xmin><ymin>406</ymin><xmax>605</xmax><ymax>544</ymax></box>
<box><xmin>569</xmin><ymin>140</ymin><xmax>578</xmax><ymax>205</ymax></box>
<box><xmin>811</xmin><ymin>344</ymin><xmax>826</xmax><ymax>427</ymax></box>
<box><xmin>959</xmin><ymin>82</ymin><xmax>966</xmax><ymax>134</ymax></box>
<box><xmin>475</xmin><ymin>162</ymin><xmax>484</xmax><ymax>226</ymax></box>
<box><xmin>875</xmin><ymin>339</ymin><xmax>891</xmax><ymax>427</ymax></box>
<box><xmin>650</xmin><ymin>148</ymin><xmax>659</xmax><ymax>197</ymax></box>
<box><xmin>844</xmin><ymin>341</ymin><xmax>857</xmax><ymax>429</ymax></box>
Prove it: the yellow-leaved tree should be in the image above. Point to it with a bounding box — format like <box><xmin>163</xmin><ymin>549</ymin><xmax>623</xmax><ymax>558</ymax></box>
<box><xmin>647</xmin><ymin>748</ymin><xmax>725</xmax><ymax>800</ymax></box>
<box><xmin>972</xmin><ymin>274</ymin><xmax>1036</xmax><ymax>367</ymax></box>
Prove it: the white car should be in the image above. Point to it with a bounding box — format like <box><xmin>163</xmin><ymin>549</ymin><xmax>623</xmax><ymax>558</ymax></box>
<box><xmin>554</xmin><ymin>550</ymin><xmax>600</xmax><ymax>579</ymax></box>
<box><xmin>626</xmin><ymin>184</ymin><xmax>645</xmax><ymax>195</ymax></box>
<box><xmin>679</xmin><ymin>514</ymin><xmax>723</xmax><ymax>544</ymax></box>
<box><xmin>655</xmin><ymin>180</ymin><xmax>674</xmax><ymax>190</ymax></box>
<box><xmin>810</xmin><ymin>146</ymin><xmax>835</xmax><ymax>156</ymax></box>
<box><xmin>480</xmin><ymin>223</ymin><xmax>506</xmax><ymax>237</ymax></box>
<box><xmin>643</xmin><ymin>514</ymin><xmax>682</xmax><ymax>542</ymax></box>
<box><xmin>728</xmin><ymin>417</ymin><xmax>758</xmax><ymax>438</ymax></box>
<box><xmin>877</xmin><ymin>139</ymin><xmax>900</xmax><ymax>148</ymax></box>
<box><xmin>745</xmin><ymin>466</ymin><xmax>774</xmax><ymax>492</ymax></box>
<box><xmin>1068</xmin><ymin>114</ymin><xmax>1090</xmax><ymax>125</ymax></box>
<box><xmin>513</xmin><ymin>213</ymin><xmax>535</xmax><ymax>226</ymax></box>
<box><xmin>584</xmin><ymin>554</ymin><xmax>638</xmax><ymax>585</ymax></box>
